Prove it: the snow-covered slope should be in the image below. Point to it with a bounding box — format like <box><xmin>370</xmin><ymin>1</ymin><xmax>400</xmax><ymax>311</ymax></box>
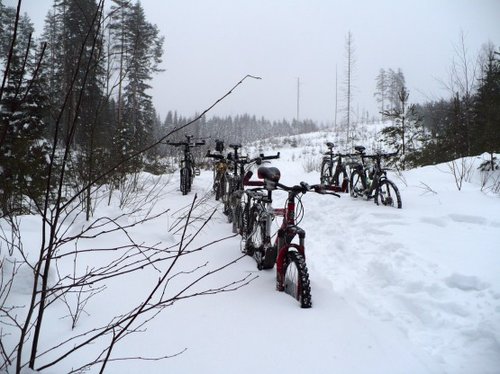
<box><xmin>3</xmin><ymin>132</ymin><xmax>499</xmax><ymax>373</ymax></box>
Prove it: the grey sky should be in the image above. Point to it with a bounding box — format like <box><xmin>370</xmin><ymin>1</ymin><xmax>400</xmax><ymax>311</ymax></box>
<box><xmin>7</xmin><ymin>0</ymin><xmax>500</xmax><ymax>123</ymax></box>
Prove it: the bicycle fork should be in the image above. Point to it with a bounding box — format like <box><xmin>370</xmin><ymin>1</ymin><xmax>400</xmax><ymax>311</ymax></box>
<box><xmin>275</xmin><ymin>226</ymin><xmax>305</xmax><ymax>291</ymax></box>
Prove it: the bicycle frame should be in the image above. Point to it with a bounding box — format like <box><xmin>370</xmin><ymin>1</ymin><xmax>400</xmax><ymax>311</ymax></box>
<box><xmin>320</xmin><ymin>142</ymin><xmax>351</xmax><ymax>192</ymax></box>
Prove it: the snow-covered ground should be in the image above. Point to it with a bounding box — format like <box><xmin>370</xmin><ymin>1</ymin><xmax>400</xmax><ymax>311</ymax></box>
<box><xmin>2</xmin><ymin>131</ymin><xmax>500</xmax><ymax>373</ymax></box>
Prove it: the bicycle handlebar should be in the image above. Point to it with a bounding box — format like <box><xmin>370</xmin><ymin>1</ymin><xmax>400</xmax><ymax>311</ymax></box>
<box><xmin>276</xmin><ymin>181</ymin><xmax>340</xmax><ymax>197</ymax></box>
<box><xmin>168</xmin><ymin>140</ymin><xmax>206</xmax><ymax>147</ymax></box>
<box><xmin>206</xmin><ymin>151</ymin><xmax>224</xmax><ymax>160</ymax></box>
<box><xmin>235</xmin><ymin>152</ymin><xmax>280</xmax><ymax>166</ymax></box>
<box><xmin>363</xmin><ymin>151</ymin><xmax>398</xmax><ymax>159</ymax></box>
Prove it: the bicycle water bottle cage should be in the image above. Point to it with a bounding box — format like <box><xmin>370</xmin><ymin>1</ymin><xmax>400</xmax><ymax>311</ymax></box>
<box><xmin>354</xmin><ymin>145</ymin><xmax>366</xmax><ymax>153</ymax></box>
<box><xmin>257</xmin><ymin>166</ymin><xmax>281</xmax><ymax>182</ymax></box>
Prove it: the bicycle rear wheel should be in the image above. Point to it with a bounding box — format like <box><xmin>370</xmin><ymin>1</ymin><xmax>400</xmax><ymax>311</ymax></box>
<box><xmin>375</xmin><ymin>179</ymin><xmax>402</xmax><ymax>208</ymax></box>
<box><xmin>282</xmin><ymin>251</ymin><xmax>312</xmax><ymax>308</ymax></box>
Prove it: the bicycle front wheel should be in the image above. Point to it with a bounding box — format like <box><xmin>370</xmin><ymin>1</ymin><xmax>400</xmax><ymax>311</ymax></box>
<box><xmin>333</xmin><ymin>166</ymin><xmax>349</xmax><ymax>191</ymax></box>
<box><xmin>282</xmin><ymin>251</ymin><xmax>312</xmax><ymax>308</ymax></box>
<box><xmin>180</xmin><ymin>168</ymin><xmax>189</xmax><ymax>195</ymax></box>
<box><xmin>320</xmin><ymin>161</ymin><xmax>332</xmax><ymax>185</ymax></box>
<box><xmin>350</xmin><ymin>169</ymin><xmax>365</xmax><ymax>198</ymax></box>
<box><xmin>232</xmin><ymin>192</ymin><xmax>245</xmax><ymax>234</ymax></box>
<box><xmin>375</xmin><ymin>179</ymin><xmax>402</xmax><ymax>208</ymax></box>
<box><xmin>215</xmin><ymin>173</ymin><xmax>226</xmax><ymax>201</ymax></box>
<box><xmin>245</xmin><ymin>204</ymin><xmax>265</xmax><ymax>256</ymax></box>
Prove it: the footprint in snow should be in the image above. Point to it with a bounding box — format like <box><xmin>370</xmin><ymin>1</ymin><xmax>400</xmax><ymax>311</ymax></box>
<box><xmin>448</xmin><ymin>213</ymin><xmax>487</xmax><ymax>225</ymax></box>
<box><xmin>444</xmin><ymin>273</ymin><xmax>490</xmax><ymax>292</ymax></box>
<box><xmin>420</xmin><ymin>216</ymin><xmax>447</xmax><ymax>227</ymax></box>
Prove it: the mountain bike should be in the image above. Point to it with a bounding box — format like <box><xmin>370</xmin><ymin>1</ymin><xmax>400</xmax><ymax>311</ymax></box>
<box><xmin>242</xmin><ymin>166</ymin><xmax>340</xmax><ymax>308</ymax></box>
<box><xmin>167</xmin><ymin>135</ymin><xmax>205</xmax><ymax>195</ymax></box>
<box><xmin>319</xmin><ymin>141</ymin><xmax>354</xmax><ymax>192</ymax></box>
<box><xmin>350</xmin><ymin>146</ymin><xmax>402</xmax><ymax>208</ymax></box>
<box><xmin>221</xmin><ymin>144</ymin><xmax>279</xmax><ymax>233</ymax></box>
<box><xmin>206</xmin><ymin>140</ymin><xmax>227</xmax><ymax>201</ymax></box>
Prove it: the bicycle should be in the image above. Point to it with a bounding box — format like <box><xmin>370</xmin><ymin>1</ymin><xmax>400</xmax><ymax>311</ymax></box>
<box><xmin>167</xmin><ymin>135</ymin><xmax>206</xmax><ymax>195</ymax></box>
<box><xmin>220</xmin><ymin>144</ymin><xmax>279</xmax><ymax>233</ymax></box>
<box><xmin>319</xmin><ymin>142</ymin><xmax>354</xmax><ymax>192</ymax></box>
<box><xmin>242</xmin><ymin>165</ymin><xmax>340</xmax><ymax>308</ymax></box>
<box><xmin>349</xmin><ymin>146</ymin><xmax>402</xmax><ymax>208</ymax></box>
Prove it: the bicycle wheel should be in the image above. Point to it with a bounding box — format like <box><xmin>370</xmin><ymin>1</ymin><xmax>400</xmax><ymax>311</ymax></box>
<box><xmin>232</xmin><ymin>193</ymin><xmax>244</xmax><ymax>234</ymax></box>
<box><xmin>375</xmin><ymin>179</ymin><xmax>402</xmax><ymax>209</ymax></box>
<box><xmin>237</xmin><ymin>193</ymin><xmax>250</xmax><ymax>238</ymax></box>
<box><xmin>320</xmin><ymin>161</ymin><xmax>332</xmax><ymax>185</ymax></box>
<box><xmin>246</xmin><ymin>205</ymin><xmax>265</xmax><ymax>256</ymax></box>
<box><xmin>215</xmin><ymin>173</ymin><xmax>226</xmax><ymax>201</ymax></box>
<box><xmin>350</xmin><ymin>169</ymin><xmax>366</xmax><ymax>198</ymax></box>
<box><xmin>223</xmin><ymin>178</ymin><xmax>233</xmax><ymax>220</ymax></box>
<box><xmin>333</xmin><ymin>166</ymin><xmax>349</xmax><ymax>191</ymax></box>
<box><xmin>282</xmin><ymin>250</ymin><xmax>312</xmax><ymax>308</ymax></box>
<box><xmin>180</xmin><ymin>168</ymin><xmax>189</xmax><ymax>195</ymax></box>
<box><xmin>187</xmin><ymin>168</ymin><xmax>193</xmax><ymax>192</ymax></box>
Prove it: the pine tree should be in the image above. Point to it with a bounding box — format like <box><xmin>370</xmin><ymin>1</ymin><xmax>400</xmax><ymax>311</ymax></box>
<box><xmin>472</xmin><ymin>45</ymin><xmax>500</xmax><ymax>168</ymax></box>
<box><xmin>380</xmin><ymin>86</ymin><xmax>427</xmax><ymax>170</ymax></box>
<box><xmin>0</xmin><ymin>9</ymin><xmax>50</xmax><ymax>215</ymax></box>
<box><xmin>374</xmin><ymin>68</ymin><xmax>387</xmax><ymax>117</ymax></box>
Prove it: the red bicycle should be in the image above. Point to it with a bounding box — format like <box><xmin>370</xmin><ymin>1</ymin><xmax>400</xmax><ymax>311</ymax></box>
<box><xmin>242</xmin><ymin>166</ymin><xmax>339</xmax><ymax>308</ymax></box>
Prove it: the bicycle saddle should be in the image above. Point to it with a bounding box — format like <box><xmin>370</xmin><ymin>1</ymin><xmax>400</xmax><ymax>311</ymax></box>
<box><xmin>354</xmin><ymin>145</ymin><xmax>366</xmax><ymax>153</ymax></box>
<box><xmin>326</xmin><ymin>142</ymin><xmax>334</xmax><ymax>149</ymax></box>
<box><xmin>257</xmin><ymin>166</ymin><xmax>281</xmax><ymax>182</ymax></box>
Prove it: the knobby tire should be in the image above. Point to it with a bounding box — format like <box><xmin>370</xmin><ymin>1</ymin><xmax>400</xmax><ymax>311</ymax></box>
<box><xmin>282</xmin><ymin>250</ymin><xmax>312</xmax><ymax>308</ymax></box>
<box><xmin>375</xmin><ymin>179</ymin><xmax>402</xmax><ymax>209</ymax></box>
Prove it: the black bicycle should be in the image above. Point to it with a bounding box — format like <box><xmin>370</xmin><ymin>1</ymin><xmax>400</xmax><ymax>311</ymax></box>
<box><xmin>349</xmin><ymin>146</ymin><xmax>402</xmax><ymax>208</ymax></box>
<box><xmin>167</xmin><ymin>135</ymin><xmax>205</xmax><ymax>195</ymax></box>
<box><xmin>229</xmin><ymin>150</ymin><xmax>280</xmax><ymax>234</ymax></box>
<box><xmin>319</xmin><ymin>142</ymin><xmax>355</xmax><ymax>192</ymax></box>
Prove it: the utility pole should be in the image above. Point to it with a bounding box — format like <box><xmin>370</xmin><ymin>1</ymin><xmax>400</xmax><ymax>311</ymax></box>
<box><xmin>334</xmin><ymin>65</ymin><xmax>338</xmax><ymax>130</ymax></box>
<box><xmin>296</xmin><ymin>77</ymin><xmax>300</xmax><ymax>122</ymax></box>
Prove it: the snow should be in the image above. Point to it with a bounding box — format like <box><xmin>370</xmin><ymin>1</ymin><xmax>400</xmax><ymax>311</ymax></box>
<box><xmin>2</xmin><ymin>131</ymin><xmax>500</xmax><ymax>374</ymax></box>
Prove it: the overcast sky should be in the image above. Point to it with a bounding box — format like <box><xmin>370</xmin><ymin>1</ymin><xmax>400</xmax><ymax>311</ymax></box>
<box><xmin>6</xmin><ymin>0</ymin><xmax>500</xmax><ymax>123</ymax></box>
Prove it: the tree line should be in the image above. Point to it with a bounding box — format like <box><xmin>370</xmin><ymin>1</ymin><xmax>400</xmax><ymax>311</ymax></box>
<box><xmin>371</xmin><ymin>43</ymin><xmax>499</xmax><ymax>171</ymax></box>
<box><xmin>0</xmin><ymin>0</ymin><xmax>322</xmax><ymax>217</ymax></box>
